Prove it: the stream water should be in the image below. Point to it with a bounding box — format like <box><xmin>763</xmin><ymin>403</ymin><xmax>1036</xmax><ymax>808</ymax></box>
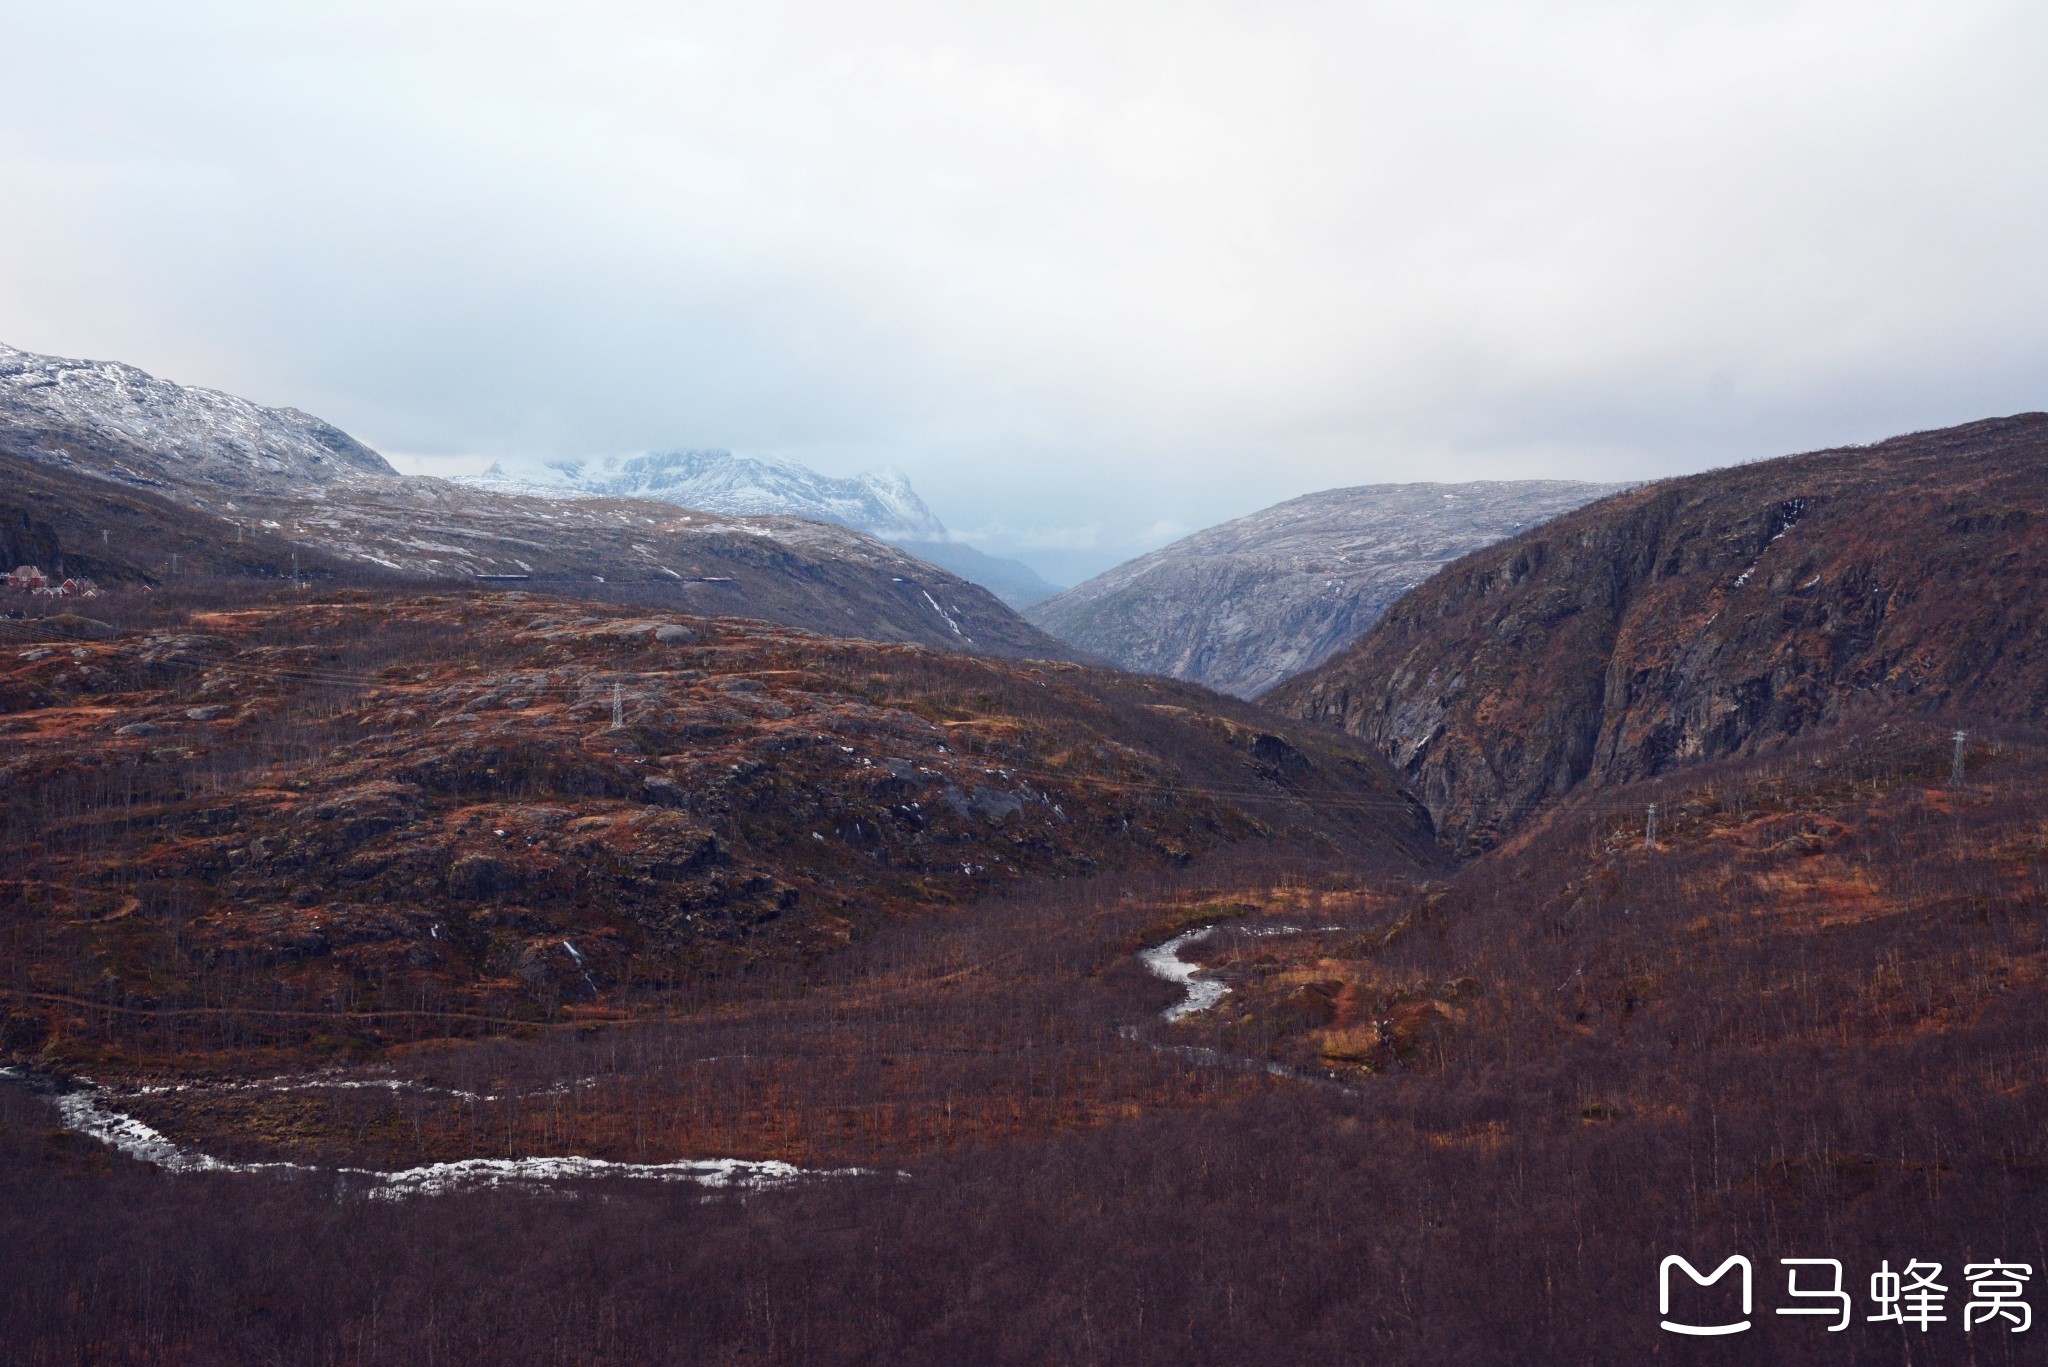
<box><xmin>9</xmin><ymin>921</ymin><xmax>1347</xmax><ymax>1187</ymax></box>
<box><xmin>1130</xmin><ymin>922</ymin><xmax>1358</xmax><ymax>1088</ymax></box>
<box><xmin>1138</xmin><ymin>926</ymin><xmax>1231</xmax><ymax>1021</ymax></box>
<box><xmin>1</xmin><ymin>1066</ymin><xmax>884</xmax><ymax>1197</ymax></box>
<box><xmin>1137</xmin><ymin>921</ymin><xmax>1342</xmax><ymax>1022</ymax></box>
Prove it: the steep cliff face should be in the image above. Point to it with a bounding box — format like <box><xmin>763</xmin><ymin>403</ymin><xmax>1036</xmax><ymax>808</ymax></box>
<box><xmin>1268</xmin><ymin>414</ymin><xmax>2048</xmax><ymax>851</ymax></box>
<box><xmin>1026</xmin><ymin>481</ymin><xmax>1621</xmax><ymax>697</ymax></box>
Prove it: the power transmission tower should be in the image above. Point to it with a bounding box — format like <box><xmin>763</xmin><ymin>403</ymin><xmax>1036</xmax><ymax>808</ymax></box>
<box><xmin>611</xmin><ymin>680</ymin><xmax>623</xmax><ymax>730</ymax></box>
<box><xmin>1952</xmin><ymin>730</ymin><xmax>1968</xmax><ymax>786</ymax></box>
<box><xmin>1644</xmin><ymin>803</ymin><xmax>1658</xmax><ymax>849</ymax></box>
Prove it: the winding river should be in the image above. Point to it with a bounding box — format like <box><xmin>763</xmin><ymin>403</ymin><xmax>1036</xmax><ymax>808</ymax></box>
<box><xmin>9</xmin><ymin>920</ymin><xmax>1347</xmax><ymax>1186</ymax></box>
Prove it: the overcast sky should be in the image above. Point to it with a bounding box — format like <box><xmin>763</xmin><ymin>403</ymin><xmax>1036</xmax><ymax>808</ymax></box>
<box><xmin>3</xmin><ymin>1</ymin><xmax>2043</xmax><ymax>582</ymax></box>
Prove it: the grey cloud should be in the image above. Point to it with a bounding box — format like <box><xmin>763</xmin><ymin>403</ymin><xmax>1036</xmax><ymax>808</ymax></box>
<box><xmin>1</xmin><ymin>0</ymin><xmax>2042</xmax><ymax>580</ymax></box>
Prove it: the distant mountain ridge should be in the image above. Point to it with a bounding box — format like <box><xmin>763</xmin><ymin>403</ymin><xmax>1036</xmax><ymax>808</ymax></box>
<box><xmin>0</xmin><ymin>342</ymin><xmax>1080</xmax><ymax>660</ymax></box>
<box><xmin>466</xmin><ymin>449</ymin><xmax>947</xmax><ymax>541</ymax></box>
<box><xmin>1028</xmin><ymin>480</ymin><xmax>1625</xmax><ymax>698</ymax></box>
<box><xmin>468</xmin><ymin>448</ymin><xmax>1063</xmax><ymax>608</ymax></box>
<box><xmin>893</xmin><ymin>540</ymin><xmax>1063</xmax><ymax>610</ymax></box>
<box><xmin>0</xmin><ymin>342</ymin><xmax>394</xmax><ymax>498</ymax></box>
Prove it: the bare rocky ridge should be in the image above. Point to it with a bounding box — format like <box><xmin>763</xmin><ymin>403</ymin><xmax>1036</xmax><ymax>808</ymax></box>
<box><xmin>1268</xmin><ymin>414</ymin><xmax>2048</xmax><ymax>852</ymax></box>
<box><xmin>223</xmin><ymin>477</ymin><xmax>1081</xmax><ymax>657</ymax></box>
<box><xmin>1027</xmin><ymin>481</ymin><xmax>1623</xmax><ymax>697</ymax></box>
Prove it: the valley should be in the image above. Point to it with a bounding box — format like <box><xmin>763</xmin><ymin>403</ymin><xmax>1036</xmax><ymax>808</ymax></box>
<box><xmin>9</xmin><ymin>7</ymin><xmax>2044</xmax><ymax>1357</ymax></box>
<box><xmin>3</xmin><ymin>407</ymin><xmax>2045</xmax><ymax>1366</ymax></box>
<box><xmin>0</xmin><ymin>585</ymin><xmax>1428</xmax><ymax>1077</ymax></box>
<box><xmin>9</xmin><ymin>695</ymin><xmax>2043</xmax><ymax>1364</ymax></box>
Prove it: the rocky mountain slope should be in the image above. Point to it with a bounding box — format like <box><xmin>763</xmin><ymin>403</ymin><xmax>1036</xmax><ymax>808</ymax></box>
<box><xmin>219</xmin><ymin>475</ymin><xmax>1081</xmax><ymax>657</ymax></box>
<box><xmin>0</xmin><ymin>587</ymin><xmax>1438</xmax><ymax>1062</ymax></box>
<box><xmin>0</xmin><ymin>345</ymin><xmax>1076</xmax><ymax>659</ymax></box>
<box><xmin>467</xmin><ymin>448</ymin><xmax>1064</xmax><ymax>608</ymax></box>
<box><xmin>1268</xmin><ymin>414</ymin><xmax>2048</xmax><ymax>851</ymax></box>
<box><xmin>1027</xmin><ymin>481</ymin><xmax>1622</xmax><ymax>697</ymax></box>
<box><xmin>0</xmin><ymin>455</ymin><xmax>360</xmax><ymax>595</ymax></box>
<box><xmin>0</xmin><ymin>343</ymin><xmax>393</xmax><ymax>498</ymax></box>
<box><xmin>13</xmin><ymin>421</ymin><xmax>2048</xmax><ymax>1367</ymax></box>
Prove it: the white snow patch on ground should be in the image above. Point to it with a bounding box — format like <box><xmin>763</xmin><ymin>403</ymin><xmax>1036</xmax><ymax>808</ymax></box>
<box><xmin>363</xmin><ymin>1154</ymin><xmax>849</xmax><ymax>1199</ymax></box>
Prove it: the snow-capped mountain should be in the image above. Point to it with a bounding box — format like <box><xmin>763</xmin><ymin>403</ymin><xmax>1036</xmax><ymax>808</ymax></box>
<box><xmin>466</xmin><ymin>450</ymin><xmax>948</xmax><ymax>541</ymax></box>
<box><xmin>0</xmin><ymin>341</ymin><xmax>1079</xmax><ymax>658</ymax></box>
<box><xmin>465</xmin><ymin>448</ymin><xmax>1065</xmax><ymax>607</ymax></box>
<box><xmin>0</xmin><ymin>342</ymin><xmax>395</xmax><ymax>496</ymax></box>
<box><xmin>1028</xmin><ymin>480</ymin><xmax>1627</xmax><ymax>697</ymax></box>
